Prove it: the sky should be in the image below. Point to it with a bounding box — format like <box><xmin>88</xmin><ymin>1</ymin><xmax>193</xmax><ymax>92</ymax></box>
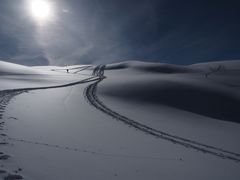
<box><xmin>0</xmin><ymin>0</ymin><xmax>240</xmax><ymax>66</ymax></box>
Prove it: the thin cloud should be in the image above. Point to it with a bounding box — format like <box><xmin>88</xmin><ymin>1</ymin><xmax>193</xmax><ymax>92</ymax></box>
<box><xmin>0</xmin><ymin>0</ymin><xmax>240</xmax><ymax>65</ymax></box>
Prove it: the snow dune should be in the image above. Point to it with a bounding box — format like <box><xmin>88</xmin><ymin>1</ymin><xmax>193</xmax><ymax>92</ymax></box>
<box><xmin>0</xmin><ymin>61</ymin><xmax>43</xmax><ymax>75</ymax></box>
<box><xmin>0</xmin><ymin>60</ymin><xmax>93</xmax><ymax>90</ymax></box>
<box><xmin>106</xmin><ymin>60</ymin><xmax>195</xmax><ymax>73</ymax></box>
<box><xmin>101</xmin><ymin>60</ymin><xmax>240</xmax><ymax>123</ymax></box>
<box><xmin>1</xmin><ymin>60</ymin><xmax>240</xmax><ymax>180</ymax></box>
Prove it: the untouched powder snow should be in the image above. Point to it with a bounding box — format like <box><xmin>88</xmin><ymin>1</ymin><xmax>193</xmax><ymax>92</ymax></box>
<box><xmin>0</xmin><ymin>61</ymin><xmax>45</xmax><ymax>75</ymax></box>
<box><xmin>0</xmin><ymin>60</ymin><xmax>240</xmax><ymax>180</ymax></box>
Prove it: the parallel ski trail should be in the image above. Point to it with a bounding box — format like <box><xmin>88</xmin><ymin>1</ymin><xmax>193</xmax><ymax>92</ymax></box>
<box><xmin>1</xmin><ymin>65</ymin><xmax>240</xmax><ymax>163</ymax></box>
<box><xmin>84</xmin><ymin>65</ymin><xmax>240</xmax><ymax>163</ymax></box>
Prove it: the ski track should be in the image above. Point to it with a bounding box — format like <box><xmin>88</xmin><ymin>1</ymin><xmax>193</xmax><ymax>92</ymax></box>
<box><xmin>0</xmin><ymin>63</ymin><xmax>239</xmax><ymax>180</ymax></box>
<box><xmin>0</xmin><ymin>75</ymin><xmax>98</xmax><ymax>122</ymax></box>
<box><xmin>0</xmin><ymin>69</ymin><xmax>98</xmax><ymax>179</ymax></box>
<box><xmin>7</xmin><ymin>137</ymin><xmax>181</xmax><ymax>161</ymax></box>
<box><xmin>73</xmin><ymin>66</ymin><xmax>91</xmax><ymax>74</ymax></box>
<box><xmin>0</xmin><ymin>91</ymin><xmax>25</xmax><ymax>179</ymax></box>
<box><xmin>84</xmin><ymin>65</ymin><xmax>240</xmax><ymax>163</ymax></box>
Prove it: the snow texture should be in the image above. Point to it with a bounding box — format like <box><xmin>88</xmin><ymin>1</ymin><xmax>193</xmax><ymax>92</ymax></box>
<box><xmin>0</xmin><ymin>60</ymin><xmax>240</xmax><ymax>180</ymax></box>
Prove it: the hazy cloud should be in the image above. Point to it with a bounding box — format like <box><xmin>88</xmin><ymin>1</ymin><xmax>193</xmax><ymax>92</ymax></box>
<box><xmin>0</xmin><ymin>0</ymin><xmax>240</xmax><ymax>65</ymax></box>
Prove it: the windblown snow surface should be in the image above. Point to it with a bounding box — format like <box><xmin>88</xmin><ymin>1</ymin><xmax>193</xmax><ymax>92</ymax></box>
<box><xmin>0</xmin><ymin>60</ymin><xmax>240</xmax><ymax>180</ymax></box>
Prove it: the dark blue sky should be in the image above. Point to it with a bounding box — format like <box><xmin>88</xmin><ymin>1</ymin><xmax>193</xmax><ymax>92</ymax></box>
<box><xmin>0</xmin><ymin>0</ymin><xmax>240</xmax><ymax>66</ymax></box>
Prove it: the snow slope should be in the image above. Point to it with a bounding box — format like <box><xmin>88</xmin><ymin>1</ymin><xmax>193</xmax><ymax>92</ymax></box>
<box><xmin>0</xmin><ymin>60</ymin><xmax>240</xmax><ymax>180</ymax></box>
<box><xmin>102</xmin><ymin>60</ymin><xmax>240</xmax><ymax>123</ymax></box>
<box><xmin>0</xmin><ymin>60</ymin><xmax>93</xmax><ymax>91</ymax></box>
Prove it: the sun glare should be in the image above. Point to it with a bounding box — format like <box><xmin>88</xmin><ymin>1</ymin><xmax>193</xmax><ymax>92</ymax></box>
<box><xmin>29</xmin><ymin>0</ymin><xmax>52</xmax><ymax>21</ymax></box>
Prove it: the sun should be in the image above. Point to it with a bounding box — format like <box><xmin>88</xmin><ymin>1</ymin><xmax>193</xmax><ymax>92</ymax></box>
<box><xmin>29</xmin><ymin>0</ymin><xmax>53</xmax><ymax>21</ymax></box>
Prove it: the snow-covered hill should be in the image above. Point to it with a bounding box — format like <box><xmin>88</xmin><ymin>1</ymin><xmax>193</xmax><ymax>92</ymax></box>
<box><xmin>0</xmin><ymin>60</ymin><xmax>93</xmax><ymax>91</ymax></box>
<box><xmin>102</xmin><ymin>60</ymin><xmax>240</xmax><ymax>123</ymax></box>
<box><xmin>0</xmin><ymin>60</ymin><xmax>240</xmax><ymax>180</ymax></box>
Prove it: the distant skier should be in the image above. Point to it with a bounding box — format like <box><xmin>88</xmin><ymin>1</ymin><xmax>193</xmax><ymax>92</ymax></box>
<box><xmin>66</xmin><ymin>69</ymin><xmax>69</xmax><ymax>73</ymax></box>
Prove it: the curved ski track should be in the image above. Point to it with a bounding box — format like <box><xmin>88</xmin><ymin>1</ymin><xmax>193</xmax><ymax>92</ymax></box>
<box><xmin>1</xmin><ymin>65</ymin><xmax>240</xmax><ymax>163</ymax></box>
<box><xmin>84</xmin><ymin>65</ymin><xmax>240</xmax><ymax>163</ymax></box>
<box><xmin>0</xmin><ymin>75</ymin><xmax>99</xmax><ymax>122</ymax></box>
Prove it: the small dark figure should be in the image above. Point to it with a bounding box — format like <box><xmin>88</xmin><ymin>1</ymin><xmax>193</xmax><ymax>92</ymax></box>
<box><xmin>66</xmin><ymin>69</ymin><xmax>69</xmax><ymax>73</ymax></box>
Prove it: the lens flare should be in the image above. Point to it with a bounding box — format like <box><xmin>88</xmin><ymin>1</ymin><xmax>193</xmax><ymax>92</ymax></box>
<box><xmin>29</xmin><ymin>0</ymin><xmax>52</xmax><ymax>21</ymax></box>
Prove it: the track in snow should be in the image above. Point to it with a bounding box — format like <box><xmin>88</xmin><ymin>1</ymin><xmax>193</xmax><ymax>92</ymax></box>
<box><xmin>0</xmin><ymin>91</ymin><xmax>25</xmax><ymax>120</ymax></box>
<box><xmin>84</xmin><ymin>65</ymin><xmax>240</xmax><ymax>163</ymax></box>
<box><xmin>1</xmin><ymin>65</ymin><xmax>240</xmax><ymax>163</ymax></box>
<box><xmin>0</xmin><ymin>91</ymin><xmax>26</xmax><ymax>179</ymax></box>
<box><xmin>0</xmin><ymin>71</ymin><xmax>102</xmax><ymax>179</ymax></box>
<box><xmin>0</xmin><ymin>75</ymin><xmax>98</xmax><ymax>120</ymax></box>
